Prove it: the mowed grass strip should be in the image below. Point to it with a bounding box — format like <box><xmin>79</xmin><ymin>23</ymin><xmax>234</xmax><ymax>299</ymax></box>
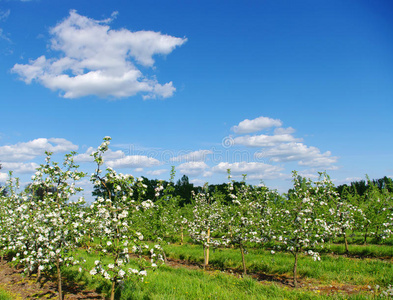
<box><xmin>162</xmin><ymin>244</ymin><xmax>393</xmax><ymax>287</ymax></box>
<box><xmin>61</xmin><ymin>249</ymin><xmax>374</xmax><ymax>299</ymax></box>
<box><xmin>118</xmin><ymin>265</ymin><xmax>362</xmax><ymax>300</ymax></box>
<box><xmin>0</xmin><ymin>288</ymin><xmax>13</xmax><ymax>300</ymax></box>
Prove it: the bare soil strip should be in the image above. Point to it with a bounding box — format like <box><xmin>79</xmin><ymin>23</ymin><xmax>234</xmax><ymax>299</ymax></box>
<box><xmin>0</xmin><ymin>260</ymin><xmax>103</xmax><ymax>299</ymax></box>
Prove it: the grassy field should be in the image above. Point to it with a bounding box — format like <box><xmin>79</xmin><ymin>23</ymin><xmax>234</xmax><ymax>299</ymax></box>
<box><xmin>2</xmin><ymin>240</ymin><xmax>392</xmax><ymax>299</ymax></box>
<box><xmin>54</xmin><ymin>242</ymin><xmax>393</xmax><ymax>299</ymax></box>
<box><xmin>0</xmin><ymin>288</ymin><xmax>12</xmax><ymax>300</ymax></box>
<box><xmin>161</xmin><ymin>243</ymin><xmax>393</xmax><ymax>287</ymax></box>
<box><xmin>63</xmin><ymin>252</ymin><xmax>370</xmax><ymax>300</ymax></box>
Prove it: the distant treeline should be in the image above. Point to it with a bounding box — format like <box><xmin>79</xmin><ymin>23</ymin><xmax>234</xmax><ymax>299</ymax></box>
<box><xmin>336</xmin><ymin>176</ymin><xmax>393</xmax><ymax>196</ymax></box>
<box><xmin>92</xmin><ymin>173</ymin><xmax>393</xmax><ymax>206</ymax></box>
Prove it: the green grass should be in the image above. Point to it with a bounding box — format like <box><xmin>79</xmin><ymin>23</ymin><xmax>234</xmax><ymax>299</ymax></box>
<box><xmin>162</xmin><ymin>243</ymin><xmax>393</xmax><ymax>287</ymax></box>
<box><xmin>118</xmin><ymin>265</ymin><xmax>365</xmax><ymax>300</ymax></box>
<box><xmin>64</xmin><ymin>249</ymin><xmax>375</xmax><ymax>299</ymax></box>
<box><xmin>0</xmin><ymin>288</ymin><xmax>12</xmax><ymax>300</ymax></box>
<box><xmin>58</xmin><ymin>248</ymin><xmax>378</xmax><ymax>299</ymax></box>
<box><xmin>326</xmin><ymin>243</ymin><xmax>393</xmax><ymax>258</ymax></box>
<box><xmin>25</xmin><ymin>243</ymin><xmax>392</xmax><ymax>299</ymax></box>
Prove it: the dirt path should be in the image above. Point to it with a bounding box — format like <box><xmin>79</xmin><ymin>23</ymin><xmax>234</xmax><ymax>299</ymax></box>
<box><xmin>0</xmin><ymin>260</ymin><xmax>103</xmax><ymax>300</ymax></box>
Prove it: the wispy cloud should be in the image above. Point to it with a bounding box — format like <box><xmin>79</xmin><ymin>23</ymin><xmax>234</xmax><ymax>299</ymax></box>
<box><xmin>171</xmin><ymin>150</ymin><xmax>212</xmax><ymax>162</ymax></box>
<box><xmin>0</xmin><ymin>9</ymin><xmax>11</xmax><ymax>42</ymax></box>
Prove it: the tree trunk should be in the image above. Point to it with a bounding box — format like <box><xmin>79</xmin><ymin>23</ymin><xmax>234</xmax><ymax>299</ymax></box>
<box><xmin>240</xmin><ymin>243</ymin><xmax>247</xmax><ymax>276</ymax></box>
<box><xmin>375</xmin><ymin>226</ymin><xmax>380</xmax><ymax>243</ymax></box>
<box><xmin>343</xmin><ymin>230</ymin><xmax>349</xmax><ymax>254</ymax></box>
<box><xmin>37</xmin><ymin>265</ymin><xmax>41</xmax><ymax>281</ymax></box>
<box><xmin>206</xmin><ymin>228</ymin><xmax>210</xmax><ymax>266</ymax></box>
<box><xmin>344</xmin><ymin>234</ymin><xmax>349</xmax><ymax>254</ymax></box>
<box><xmin>110</xmin><ymin>280</ymin><xmax>116</xmax><ymax>300</ymax></box>
<box><xmin>162</xmin><ymin>250</ymin><xmax>167</xmax><ymax>263</ymax></box>
<box><xmin>363</xmin><ymin>229</ymin><xmax>368</xmax><ymax>245</ymax></box>
<box><xmin>56</xmin><ymin>257</ymin><xmax>63</xmax><ymax>300</ymax></box>
<box><xmin>230</xmin><ymin>226</ymin><xmax>234</xmax><ymax>248</ymax></box>
<box><xmin>293</xmin><ymin>251</ymin><xmax>298</xmax><ymax>288</ymax></box>
<box><xmin>203</xmin><ymin>245</ymin><xmax>206</xmax><ymax>270</ymax></box>
<box><xmin>180</xmin><ymin>226</ymin><xmax>184</xmax><ymax>245</ymax></box>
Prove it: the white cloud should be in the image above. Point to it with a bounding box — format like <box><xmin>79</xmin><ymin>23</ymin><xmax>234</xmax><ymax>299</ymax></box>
<box><xmin>274</xmin><ymin>127</ymin><xmax>295</xmax><ymax>135</ymax></box>
<box><xmin>106</xmin><ymin>155</ymin><xmax>160</xmax><ymax>169</ymax></box>
<box><xmin>203</xmin><ymin>171</ymin><xmax>213</xmax><ymax>177</ymax></box>
<box><xmin>333</xmin><ymin>177</ymin><xmax>363</xmax><ymax>185</ymax></box>
<box><xmin>255</xmin><ymin>142</ymin><xmax>338</xmax><ymax>168</ymax></box>
<box><xmin>0</xmin><ymin>28</ymin><xmax>9</xmax><ymax>42</ymax></box>
<box><xmin>234</xmin><ymin>134</ymin><xmax>301</xmax><ymax>147</ymax></box>
<box><xmin>74</xmin><ymin>147</ymin><xmax>125</xmax><ymax>162</ymax></box>
<box><xmin>1</xmin><ymin>162</ymin><xmax>39</xmax><ymax>173</ymax></box>
<box><xmin>190</xmin><ymin>178</ymin><xmax>206</xmax><ymax>187</ymax></box>
<box><xmin>0</xmin><ymin>10</ymin><xmax>11</xmax><ymax>42</ymax></box>
<box><xmin>0</xmin><ymin>138</ymin><xmax>78</xmax><ymax>162</ymax></box>
<box><xmin>73</xmin><ymin>147</ymin><xmax>95</xmax><ymax>162</ymax></box>
<box><xmin>212</xmin><ymin>161</ymin><xmax>284</xmax><ymax>180</ymax></box>
<box><xmin>147</xmin><ymin>169</ymin><xmax>168</xmax><ymax>176</ymax></box>
<box><xmin>298</xmin><ymin>156</ymin><xmax>338</xmax><ymax>168</ymax></box>
<box><xmin>12</xmin><ymin>10</ymin><xmax>187</xmax><ymax>99</ymax></box>
<box><xmin>171</xmin><ymin>150</ymin><xmax>212</xmax><ymax>162</ymax></box>
<box><xmin>0</xmin><ymin>172</ymin><xmax>8</xmax><ymax>182</ymax></box>
<box><xmin>178</xmin><ymin>161</ymin><xmax>209</xmax><ymax>176</ymax></box>
<box><xmin>0</xmin><ymin>9</ymin><xmax>10</xmax><ymax>22</ymax></box>
<box><xmin>231</xmin><ymin>116</ymin><xmax>282</xmax><ymax>134</ymax></box>
<box><xmin>297</xmin><ymin>170</ymin><xmax>320</xmax><ymax>179</ymax></box>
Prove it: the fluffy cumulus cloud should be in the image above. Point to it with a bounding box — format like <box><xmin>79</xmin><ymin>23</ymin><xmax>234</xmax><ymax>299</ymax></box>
<box><xmin>212</xmin><ymin>162</ymin><xmax>284</xmax><ymax>180</ymax></box>
<box><xmin>273</xmin><ymin>127</ymin><xmax>295</xmax><ymax>135</ymax></box>
<box><xmin>255</xmin><ymin>142</ymin><xmax>338</xmax><ymax>168</ymax></box>
<box><xmin>231</xmin><ymin>116</ymin><xmax>282</xmax><ymax>134</ymax></box>
<box><xmin>12</xmin><ymin>10</ymin><xmax>187</xmax><ymax>99</ymax></box>
<box><xmin>106</xmin><ymin>155</ymin><xmax>160</xmax><ymax>169</ymax></box>
<box><xmin>178</xmin><ymin>161</ymin><xmax>209</xmax><ymax>176</ymax></box>
<box><xmin>230</xmin><ymin>116</ymin><xmax>338</xmax><ymax>170</ymax></box>
<box><xmin>74</xmin><ymin>147</ymin><xmax>125</xmax><ymax>162</ymax></box>
<box><xmin>333</xmin><ymin>177</ymin><xmax>363</xmax><ymax>185</ymax></box>
<box><xmin>190</xmin><ymin>178</ymin><xmax>206</xmax><ymax>187</ymax></box>
<box><xmin>0</xmin><ymin>138</ymin><xmax>78</xmax><ymax>162</ymax></box>
<box><xmin>0</xmin><ymin>162</ymin><xmax>39</xmax><ymax>173</ymax></box>
<box><xmin>0</xmin><ymin>172</ymin><xmax>8</xmax><ymax>182</ymax></box>
<box><xmin>234</xmin><ymin>134</ymin><xmax>301</xmax><ymax>147</ymax></box>
<box><xmin>146</xmin><ymin>169</ymin><xmax>168</xmax><ymax>176</ymax></box>
<box><xmin>171</xmin><ymin>150</ymin><xmax>212</xmax><ymax>162</ymax></box>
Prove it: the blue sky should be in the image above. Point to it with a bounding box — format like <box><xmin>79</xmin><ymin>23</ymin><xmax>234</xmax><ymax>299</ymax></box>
<box><xmin>0</xmin><ymin>0</ymin><xmax>392</xmax><ymax>196</ymax></box>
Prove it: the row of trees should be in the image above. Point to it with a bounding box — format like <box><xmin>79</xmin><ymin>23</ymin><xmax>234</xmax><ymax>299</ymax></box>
<box><xmin>1</xmin><ymin>137</ymin><xmax>393</xmax><ymax>298</ymax></box>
